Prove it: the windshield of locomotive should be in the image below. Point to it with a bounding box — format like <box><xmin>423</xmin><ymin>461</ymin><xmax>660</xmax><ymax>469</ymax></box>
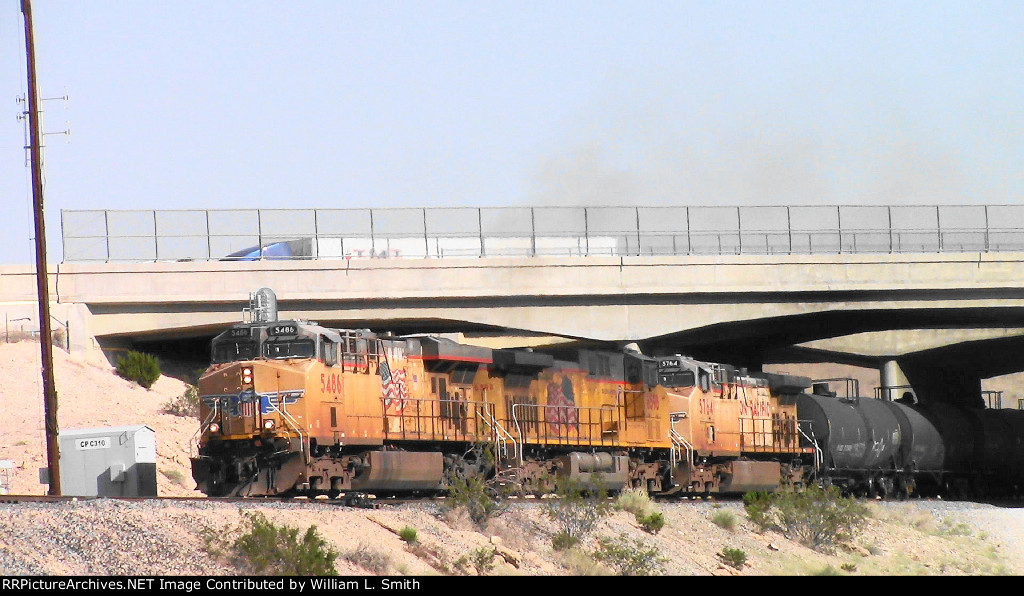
<box><xmin>659</xmin><ymin>370</ymin><xmax>695</xmax><ymax>388</ymax></box>
<box><xmin>211</xmin><ymin>340</ymin><xmax>258</xmax><ymax>363</ymax></box>
<box><xmin>263</xmin><ymin>338</ymin><xmax>316</xmax><ymax>359</ymax></box>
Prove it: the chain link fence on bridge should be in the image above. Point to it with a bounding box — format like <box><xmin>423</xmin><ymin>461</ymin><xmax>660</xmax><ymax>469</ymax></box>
<box><xmin>60</xmin><ymin>205</ymin><xmax>1024</xmax><ymax>263</ymax></box>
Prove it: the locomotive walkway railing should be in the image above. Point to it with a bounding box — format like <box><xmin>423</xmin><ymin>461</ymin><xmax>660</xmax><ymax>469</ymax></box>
<box><xmin>511</xmin><ymin>403</ymin><xmax>624</xmax><ymax>447</ymax></box>
<box><xmin>60</xmin><ymin>204</ymin><xmax>1024</xmax><ymax>263</ymax></box>
<box><xmin>382</xmin><ymin>397</ymin><xmax>498</xmax><ymax>444</ymax></box>
<box><xmin>476</xmin><ymin>407</ymin><xmax>519</xmax><ymax>466</ymax></box>
<box><xmin>875</xmin><ymin>385</ymin><xmax>1006</xmax><ymax>409</ymax></box>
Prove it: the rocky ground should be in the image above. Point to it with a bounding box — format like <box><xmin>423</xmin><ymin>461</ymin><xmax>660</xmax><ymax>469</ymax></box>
<box><xmin>1</xmin><ymin>340</ymin><xmax>1023</xmax><ymax>576</ymax></box>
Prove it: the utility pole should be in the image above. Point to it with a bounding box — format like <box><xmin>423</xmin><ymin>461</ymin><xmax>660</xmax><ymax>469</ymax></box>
<box><xmin>22</xmin><ymin>0</ymin><xmax>61</xmax><ymax>496</ymax></box>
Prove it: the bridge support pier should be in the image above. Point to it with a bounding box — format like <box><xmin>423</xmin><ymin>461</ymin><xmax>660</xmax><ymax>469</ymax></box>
<box><xmin>879</xmin><ymin>360</ymin><xmax>910</xmax><ymax>401</ymax></box>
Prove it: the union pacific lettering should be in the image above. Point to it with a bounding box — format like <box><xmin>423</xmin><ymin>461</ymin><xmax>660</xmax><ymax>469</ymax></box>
<box><xmin>739</xmin><ymin>397</ymin><xmax>772</xmax><ymax>418</ymax></box>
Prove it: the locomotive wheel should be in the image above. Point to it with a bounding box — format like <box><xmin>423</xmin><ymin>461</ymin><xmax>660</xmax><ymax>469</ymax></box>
<box><xmin>328</xmin><ymin>477</ymin><xmax>345</xmax><ymax>500</ymax></box>
<box><xmin>343</xmin><ymin>493</ymin><xmax>371</xmax><ymax>508</ymax></box>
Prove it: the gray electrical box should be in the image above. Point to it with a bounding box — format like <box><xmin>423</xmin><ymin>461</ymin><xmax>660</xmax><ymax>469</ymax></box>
<box><xmin>0</xmin><ymin>460</ymin><xmax>12</xmax><ymax>495</ymax></box>
<box><xmin>59</xmin><ymin>425</ymin><xmax>157</xmax><ymax>497</ymax></box>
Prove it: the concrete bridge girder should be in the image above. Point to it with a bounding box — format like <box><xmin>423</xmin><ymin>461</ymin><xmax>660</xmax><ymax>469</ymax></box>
<box><xmin>83</xmin><ymin>298</ymin><xmax>1024</xmax><ymax>348</ymax></box>
<box><xmin>3</xmin><ymin>252</ymin><xmax>1023</xmax><ymax>304</ymax></box>
<box><xmin>3</xmin><ymin>253</ymin><xmax>1024</xmax><ymax>405</ymax></box>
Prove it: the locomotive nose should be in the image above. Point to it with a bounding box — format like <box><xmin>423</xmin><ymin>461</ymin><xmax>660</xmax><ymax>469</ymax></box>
<box><xmin>204</xmin><ymin>362</ymin><xmax>255</xmax><ymax>394</ymax></box>
<box><xmin>197</xmin><ymin>361</ymin><xmax>265</xmax><ymax>439</ymax></box>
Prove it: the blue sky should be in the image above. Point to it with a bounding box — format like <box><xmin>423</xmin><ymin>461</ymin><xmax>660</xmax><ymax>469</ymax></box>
<box><xmin>2</xmin><ymin>1</ymin><xmax>1023</xmax><ymax>264</ymax></box>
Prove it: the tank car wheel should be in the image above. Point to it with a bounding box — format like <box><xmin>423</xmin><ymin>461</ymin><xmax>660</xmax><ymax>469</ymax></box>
<box><xmin>877</xmin><ymin>477</ymin><xmax>894</xmax><ymax>500</ymax></box>
<box><xmin>867</xmin><ymin>477</ymin><xmax>882</xmax><ymax>499</ymax></box>
<box><xmin>895</xmin><ymin>472</ymin><xmax>914</xmax><ymax>500</ymax></box>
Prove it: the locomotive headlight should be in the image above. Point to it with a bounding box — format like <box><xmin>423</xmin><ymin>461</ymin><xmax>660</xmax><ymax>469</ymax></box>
<box><xmin>262</xmin><ymin>419</ymin><xmax>276</xmax><ymax>431</ymax></box>
<box><xmin>208</xmin><ymin>422</ymin><xmax>220</xmax><ymax>434</ymax></box>
<box><xmin>242</xmin><ymin>367</ymin><xmax>253</xmax><ymax>384</ymax></box>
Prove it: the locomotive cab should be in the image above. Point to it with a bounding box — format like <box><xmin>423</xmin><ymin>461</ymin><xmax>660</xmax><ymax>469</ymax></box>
<box><xmin>192</xmin><ymin>319</ymin><xmax>344</xmax><ymax>496</ymax></box>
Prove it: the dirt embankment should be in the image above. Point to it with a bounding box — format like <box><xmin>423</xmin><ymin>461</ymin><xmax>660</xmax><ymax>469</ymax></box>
<box><xmin>2</xmin><ymin>340</ymin><xmax>1023</xmax><ymax>576</ymax></box>
<box><xmin>0</xmin><ymin>341</ymin><xmax>196</xmax><ymax>497</ymax></box>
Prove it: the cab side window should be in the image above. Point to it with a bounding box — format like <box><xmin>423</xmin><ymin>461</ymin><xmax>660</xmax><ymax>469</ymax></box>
<box><xmin>322</xmin><ymin>338</ymin><xmax>338</xmax><ymax>366</ymax></box>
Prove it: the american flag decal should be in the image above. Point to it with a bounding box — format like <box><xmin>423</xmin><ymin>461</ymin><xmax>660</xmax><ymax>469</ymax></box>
<box><xmin>231</xmin><ymin>389</ymin><xmax>258</xmax><ymax>417</ymax></box>
<box><xmin>382</xmin><ymin>368</ymin><xmax>409</xmax><ymax>414</ymax></box>
<box><xmin>203</xmin><ymin>389</ymin><xmax>303</xmax><ymax>417</ymax></box>
<box><xmin>379</xmin><ymin>359</ymin><xmax>392</xmax><ymax>385</ymax></box>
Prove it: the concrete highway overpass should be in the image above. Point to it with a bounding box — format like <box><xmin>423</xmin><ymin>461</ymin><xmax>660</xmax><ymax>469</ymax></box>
<box><xmin>4</xmin><ymin>251</ymin><xmax>1024</xmax><ymax>406</ymax></box>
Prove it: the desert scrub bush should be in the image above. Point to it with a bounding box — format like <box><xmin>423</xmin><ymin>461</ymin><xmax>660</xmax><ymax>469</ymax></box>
<box><xmin>469</xmin><ymin>546</ymin><xmax>497</xmax><ymax>575</ymax></box>
<box><xmin>719</xmin><ymin>547</ymin><xmax>747</xmax><ymax>569</ymax></box>
<box><xmin>559</xmin><ymin>547</ymin><xmax>611</xmax><ymax>576</ymax></box>
<box><xmin>711</xmin><ymin>510</ymin><xmax>737</xmax><ymax>531</ymax></box>
<box><xmin>615</xmin><ymin>486</ymin><xmax>665</xmax><ymax>533</ymax></box>
<box><xmin>615</xmin><ymin>486</ymin><xmax>653</xmax><ymax>517</ymax></box>
<box><xmin>743</xmin><ymin>490</ymin><xmax>775</xmax><ymax>532</ymax></box>
<box><xmin>552</xmin><ymin>531</ymin><xmax>580</xmax><ymax>551</ymax></box>
<box><xmin>442</xmin><ymin>471</ymin><xmax>509</xmax><ymax>527</ymax></box>
<box><xmin>935</xmin><ymin>516</ymin><xmax>973</xmax><ymax>537</ymax></box>
<box><xmin>398</xmin><ymin>526</ymin><xmax>418</xmax><ymax>544</ymax></box>
<box><xmin>544</xmin><ymin>475</ymin><xmax>611</xmax><ymax>550</ymax></box>
<box><xmin>768</xmin><ymin>485</ymin><xmax>869</xmax><ymax>553</ymax></box>
<box><xmin>210</xmin><ymin>511</ymin><xmax>338</xmax><ymax>575</ymax></box>
<box><xmin>441</xmin><ymin>444</ymin><xmax>512</xmax><ymax>527</ymax></box>
<box><xmin>342</xmin><ymin>543</ymin><xmax>391</xmax><ymax>575</ymax></box>
<box><xmin>453</xmin><ymin>546</ymin><xmax>497</xmax><ymax>576</ymax></box>
<box><xmin>637</xmin><ymin>511</ymin><xmax>665</xmax><ymax>534</ymax></box>
<box><xmin>115</xmin><ymin>350</ymin><xmax>161</xmax><ymax>389</ymax></box>
<box><xmin>164</xmin><ymin>383</ymin><xmax>200</xmax><ymax>417</ymax></box>
<box><xmin>405</xmin><ymin>541</ymin><xmax>448</xmax><ymax>574</ymax></box>
<box><xmin>592</xmin><ymin>533</ymin><xmax>668</xmax><ymax>576</ymax></box>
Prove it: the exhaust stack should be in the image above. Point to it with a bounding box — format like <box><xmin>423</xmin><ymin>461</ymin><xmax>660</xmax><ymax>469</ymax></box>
<box><xmin>248</xmin><ymin>288</ymin><xmax>278</xmax><ymax>323</ymax></box>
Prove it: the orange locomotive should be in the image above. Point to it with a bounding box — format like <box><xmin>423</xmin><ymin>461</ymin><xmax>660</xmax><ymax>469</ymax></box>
<box><xmin>190</xmin><ymin>289</ymin><xmax>814</xmax><ymax>498</ymax></box>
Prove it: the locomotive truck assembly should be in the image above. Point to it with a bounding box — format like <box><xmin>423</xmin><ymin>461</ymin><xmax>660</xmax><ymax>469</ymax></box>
<box><xmin>190</xmin><ymin>289</ymin><xmax>1024</xmax><ymax>500</ymax></box>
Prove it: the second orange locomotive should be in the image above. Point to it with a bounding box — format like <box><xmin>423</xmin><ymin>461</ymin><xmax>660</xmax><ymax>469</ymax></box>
<box><xmin>191</xmin><ymin>289</ymin><xmax>814</xmax><ymax>498</ymax></box>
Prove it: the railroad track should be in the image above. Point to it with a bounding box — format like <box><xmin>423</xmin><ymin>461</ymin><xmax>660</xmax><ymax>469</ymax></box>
<box><xmin>0</xmin><ymin>492</ymin><xmax>735</xmax><ymax>509</ymax></box>
<box><xmin>6</xmin><ymin>491</ymin><xmax>1003</xmax><ymax>509</ymax></box>
<box><xmin>0</xmin><ymin>492</ymin><xmax>429</xmax><ymax>508</ymax></box>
